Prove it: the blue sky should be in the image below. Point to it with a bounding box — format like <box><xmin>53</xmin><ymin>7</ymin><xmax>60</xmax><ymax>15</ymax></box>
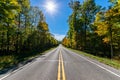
<box><xmin>30</xmin><ymin>0</ymin><xmax>110</xmax><ymax>41</ymax></box>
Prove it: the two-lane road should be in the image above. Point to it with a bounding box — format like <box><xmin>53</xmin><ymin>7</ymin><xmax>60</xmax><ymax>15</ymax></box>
<box><xmin>1</xmin><ymin>45</ymin><xmax>120</xmax><ymax>80</ymax></box>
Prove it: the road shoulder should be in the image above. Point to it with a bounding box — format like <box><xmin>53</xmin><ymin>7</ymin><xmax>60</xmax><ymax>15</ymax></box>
<box><xmin>64</xmin><ymin>47</ymin><xmax>120</xmax><ymax>77</ymax></box>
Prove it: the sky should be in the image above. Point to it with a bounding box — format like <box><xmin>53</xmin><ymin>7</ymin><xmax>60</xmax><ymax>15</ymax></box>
<box><xmin>30</xmin><ymin>0</ymin><xmax>110</xmax><ymax>41</ymax></box>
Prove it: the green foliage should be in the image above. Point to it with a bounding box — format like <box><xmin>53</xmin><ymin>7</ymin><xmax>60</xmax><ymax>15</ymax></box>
<box><xmin>0</xmin><ymin>0</ymin><xmax>58</xmax><ymax>70</ymax></box>
<box><xmin>66</xmin><ymin>0</ymin><xmax>81</xmax><ymax>49</ymax></box>
<box><xmin>0</xmin><ymin>0</ymin><xmax>20</xmax><ymax>24</ymax></box>
<box><xmin>64</xmin><ymin>0</ymin><xmax>101</xmax><ymax>50</ymax></box>
<box><xmin>0</xmin><ymin>55</ymin><xmax>15</xmax><ymax>70</ymax></box>
<box><xmin>63</xmin><ymin>0</ymin><xmax>120</xmax><ymax>59</ymax></box>
<box><xmin>94</xmin><ymin>0</ymin><xmax>120</xmax><ymax>58</ymax></box>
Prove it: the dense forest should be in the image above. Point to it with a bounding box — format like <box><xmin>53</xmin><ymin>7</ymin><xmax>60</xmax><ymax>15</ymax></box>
<box><xmin>0</xmin><ymin>0</ymin><xmax>58</xmax><ymax>70</ymax></box>
<box><xmin>62</xmin><ymin>0</ymin><xmax>120</xmax><ymax>59</ymax></box>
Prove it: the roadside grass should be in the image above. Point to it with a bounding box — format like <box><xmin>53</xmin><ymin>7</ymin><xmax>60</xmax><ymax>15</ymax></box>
<box><xmin>0</xmin><ymin>47</ymin><xmax>56</xmax><ymax>71</ymax></box>
<box><xmin>0</xmin><ymin>55</ymin><xmax>16</xmax><ymax>70</ymax></box>
<box><xmin>68</xmin><ymin>48</ymin><xmax>120</xmax><ymax>70</ymax></box>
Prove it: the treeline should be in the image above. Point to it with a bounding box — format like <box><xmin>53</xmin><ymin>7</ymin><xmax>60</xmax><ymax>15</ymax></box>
<box><xmin>62</xmin><ymin>0</ymin><xmax>120</xmax><ymax>59</ymax></box>
<box><xmin>0</xmin><ymin>0</ymin><xmax>58</xmax><ymax>56</ymax></box>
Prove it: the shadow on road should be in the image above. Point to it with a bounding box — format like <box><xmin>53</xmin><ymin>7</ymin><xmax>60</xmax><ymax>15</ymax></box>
<box><xmin>0</xmin><ymin>54</ymin><xmax>45</xmax><ymax>75</ymax></box>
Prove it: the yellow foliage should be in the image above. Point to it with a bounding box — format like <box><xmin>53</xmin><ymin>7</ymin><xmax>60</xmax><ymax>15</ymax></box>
<box><xmin>10</xmin><ymin>0</ymin><xmax>18</xmax><ymax>5</ymax></box>
<box><xmin>62</xmin><ymin>37</ymin><xmax>70</xmax><ymax>47</ymax></box>
<box><xmin>103</xmin><ymin>37</ymin><xmax>110</xmax><ymax>43</ymax></box>
<box><xmin>38</xmin><ymin>22</ymin><xmax>49</xmax><ymax>32</ymax></box>
<box><xmin>94</xmin><ymin>20</ymin><xmax>109</xmax><ymax>36</ymax></box>
<box><xmin>118</xmin><ymin>0</ymin><xmax>120</xmax><ymax>4</ymax></box>
<box><xmin>95</xmin><ymin>12</ymin><xmax>101</xmax><ymax>22</ymax></box>
<box><xmin>94</xmin><ymin>0</ymin><xmax>120</xmax><ymax>46</ymax></box>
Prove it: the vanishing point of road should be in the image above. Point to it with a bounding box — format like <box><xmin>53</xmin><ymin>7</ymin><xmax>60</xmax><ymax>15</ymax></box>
<box><xmin>1</xmin><ymin>45</ymin><xmax>120</xmax><ymax>80</ymax></box>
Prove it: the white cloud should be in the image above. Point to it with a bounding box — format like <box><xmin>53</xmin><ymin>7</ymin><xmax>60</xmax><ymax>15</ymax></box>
<box><xmin>53</xmin><ymin>34</ymin><xmax>65</xmax><ymax>41</ymax></box>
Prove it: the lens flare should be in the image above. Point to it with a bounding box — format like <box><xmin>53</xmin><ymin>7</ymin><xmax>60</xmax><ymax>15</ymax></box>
<box><xmin>43</xmin><ymin>0</ymin><xmax>58</xmax><ymax>15</ymax></box>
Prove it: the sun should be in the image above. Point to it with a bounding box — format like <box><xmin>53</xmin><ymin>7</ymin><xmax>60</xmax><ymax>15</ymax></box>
<box><xmin>45</xmin><ymin>1</ymin><xmax>56</xmax><ymax>12</ymax></box>
<box><xmin>43</xmin><ymin>0</ymin><xmax>58</xmax><ymax>15</ymax></box>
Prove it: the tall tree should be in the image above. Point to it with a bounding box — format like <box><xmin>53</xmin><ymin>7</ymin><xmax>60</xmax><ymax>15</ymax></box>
<box><xmin>80</xmin><ymin>0</ymin><xmax>101</xmax><ymax>50</ymax></box>
<box><xmin>67</xmin><ymin>0</ymin><xmax>100</xmax><ymax>50</ymax></box>
<box><xmin>15</xmin><ymin>0</ymin><xmax>30</xmax><ymax>53</ymax></box>
<box><xmin>94</xmin><ymin>0</ymin><xmax>120</xmax><ymax>58</ymax></box>
<box><xmin>68</xmin><ymin>0</ymin><xmax>80</xmax><ymax>49</ymax></box>
<box><xmin>0</xmin><ymin>0</ymin><xmax>20</xmax><ymax>53</ymax></box>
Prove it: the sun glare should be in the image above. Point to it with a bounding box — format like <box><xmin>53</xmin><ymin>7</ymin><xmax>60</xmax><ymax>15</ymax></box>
<box><xmin>44</xmin><ymin>0</ymin><xmax>58</xmax><ymax>15</ymax></box>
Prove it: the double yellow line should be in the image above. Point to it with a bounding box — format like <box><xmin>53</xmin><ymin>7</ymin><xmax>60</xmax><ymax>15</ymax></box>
<box><xmin>57</xmin><ymin>50</ymin><xmax>66</xmax><ymax>80</ymax></box>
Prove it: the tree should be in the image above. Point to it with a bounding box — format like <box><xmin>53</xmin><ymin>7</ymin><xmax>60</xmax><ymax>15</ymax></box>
<box><xmin>66</xmin><ymin>0</ymin><xmax>100</xmax><ymax>50</ymax></box>
<box><xmin>0</xmin><ymin>0</ymin><xmax>58</xmax><ymax>56</ymax></box>
<box><xmin>15</xmin><ymin>0</ymin><xmax>30</xmax><ymax>53</ymax></box>
<box><xmin>28</xmin><ymin>7</ymin><xmax>41</xmax><ymax>28</ymax></box>
<box><xmin>94</xmin><ymin>0</ymin><xmax>120</xmax><ymax>58</ymax></box>
<box><xmin>67</xmin><ymin>0</ymin><xmax>80</xmax><ymax>49</ymax></box>
<box><xmin>79</xmin><ymin>0</ymin><xmax>101</xmax><ymax>50</ymax></box>
<box><xmin>62</xmin><ymin>37</ymin><xmax>70</xmax><ymax>47</ymax></box>
<box><xmin>0</xmin><ymin>0</ymin><xmax>20</xmax><ymax>53</ymax></box>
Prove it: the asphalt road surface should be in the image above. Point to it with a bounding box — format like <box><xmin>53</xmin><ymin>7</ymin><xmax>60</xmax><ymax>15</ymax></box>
<box><xmin>1</xmin><ymin>45</ymin><xmax>120</xmax><ymax>80</ymax></box>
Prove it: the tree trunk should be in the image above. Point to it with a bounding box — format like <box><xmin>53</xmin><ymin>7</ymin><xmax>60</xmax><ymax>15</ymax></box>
<box><xmin>7</xmin><ymin>23</ymin><xmax>10</xmax><ymax>54</ymax></box>
<box><xmin>110</xmin><ymin>26</ymin><xmax>113</xmax><ymax>59</ymax></box>
<box><xmin>16</xmin><ymin>13</ymin><xmax>21</xmax><ymax>54</ymax></box>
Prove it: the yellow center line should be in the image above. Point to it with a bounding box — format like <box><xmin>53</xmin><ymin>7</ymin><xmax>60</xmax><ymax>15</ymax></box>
<box><xmin>60</xmin><ymin>50</ymin><xmax>66</xmax><ymax>80</ymax></box>
<box><xmin>57</xmin><ymin>49</ymin><xmax>66</xmax><ymax>80</ymax></box>
<box><xmin>57</xmin><ymin>51</ymin><xmax>61</xmax><ymax>80</ymax></box>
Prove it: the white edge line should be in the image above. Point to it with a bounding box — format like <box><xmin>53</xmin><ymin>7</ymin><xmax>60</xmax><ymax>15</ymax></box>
<box><xmin>0</xmin><ymin>74</ymin><xmax>10</xmax><ymax>80</ymax></box>
<box><xmin>73</xmin><ymin>51</ymin><xmax>120</xmax><ymax>78</ymax></box>
<box><xmin>0</xmin><ymin>48</ymin><xmax>58</xmax><ymax>80</ymax></box>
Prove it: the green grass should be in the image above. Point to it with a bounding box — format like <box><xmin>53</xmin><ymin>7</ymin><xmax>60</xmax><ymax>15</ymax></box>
<box><xmin>0</xmin><ymin>55</ymin><xmax>16</xmax><ymax>70</ymax></box>
<box><xmin>0</xmin><ymin>47</ymin><xmax>56</xmax><ymax>71</ymax></box>
<box><xmin>68</xmin><ymin>48</ymin><xmax>120</xmax><ymax>70</ymax></box>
